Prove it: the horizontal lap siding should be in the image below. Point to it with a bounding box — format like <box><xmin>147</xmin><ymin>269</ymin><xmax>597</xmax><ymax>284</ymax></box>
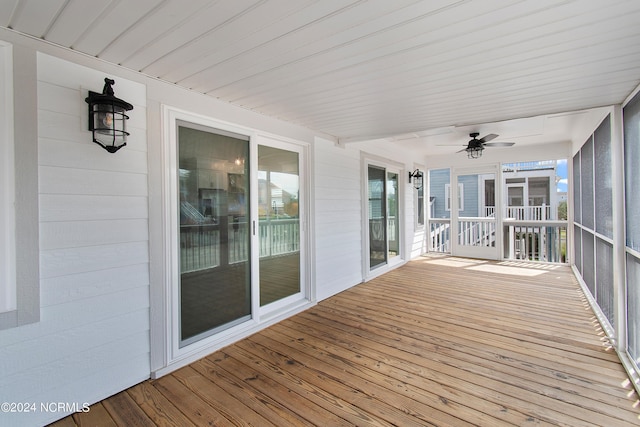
<box><xmin>314</xmin><ymin>140</ymin><xmax>363</xmax><ymax>301</ymax></box>
<box><xmin>429</xmin><ymin>168</ymin><xmax>450</xmax><ymax>219</ymax></box>
<box><xmin>0</xmin><ymin>53</ymin><xmax>150</xmax><ymax>427</ymax></box>
<box><xmin>459</xmin><ymin>174</ymin><xmax>479</xmax><ymax>217</ymax></box>
<box><xmin>313</xmin><ymin>139</ymin><xmax>425</xmax><ymax>300</ymax></box>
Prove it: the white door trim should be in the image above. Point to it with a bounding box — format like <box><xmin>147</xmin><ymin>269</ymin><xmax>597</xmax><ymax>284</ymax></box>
<box><xmin>151</xmin><ymin>105</ymin><xmax>313</xmax><ymax>378</ymax></box>
<box><xmin>451</xmin><ymin>164</ymin><xmax>501</xmax><ymax>260</ymax></box>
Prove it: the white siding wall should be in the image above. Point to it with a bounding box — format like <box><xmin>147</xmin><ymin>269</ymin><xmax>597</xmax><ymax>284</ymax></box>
<box><xmin>314</xmin><ymin>138</ymin><xmax>363</xmax><ymax>300</ymax></box>
<box><xmin>0</xmin><ymin>28</ymin><xmax>426</xmax><ymax>426</ymax></box>
<box><xmin>0</xmin><ymin>53</ymin><xmax>149</xmax><ymax>427</ymax></box>
<box><xmin>354</xmin><ymin>139</ymin><xmax>425</xmax><ymax>270</ymax></box>
<box><xmin>313</xmin><ymin>138</ymin><xmax>426</xmax><ymax>301</ymax></box>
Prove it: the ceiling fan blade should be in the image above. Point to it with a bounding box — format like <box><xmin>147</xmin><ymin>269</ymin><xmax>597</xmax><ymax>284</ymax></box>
<box><xmin>484</xmin><ymin>142</ymin><xmax>515</xmax><ymax>147</ymax></box>
<box><xmin>478</xmin><ymin>133</ymin><xmax>498</xmax><ymax>143</ymax></box>
<box><xmin>456</xmin><ymin>147</ymin><xmax>468</xmax><ymax>153</ymax></box>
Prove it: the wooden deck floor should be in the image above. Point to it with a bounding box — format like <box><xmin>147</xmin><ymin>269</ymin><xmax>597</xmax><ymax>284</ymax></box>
<box><xmin>51</xmin><ymin>256</ymin><xmax>640</xmax><ymax>426</ymax></box>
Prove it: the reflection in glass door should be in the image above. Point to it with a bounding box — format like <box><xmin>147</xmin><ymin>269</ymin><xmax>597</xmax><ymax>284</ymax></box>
<box><xmin>367</xmin><ymin>165</ymin><xmax>401</xmax><ymax>271</ymax></box>
<box><xmin>258</xmin><ymin>145</ymin><xmax>301</xmax><ymax>306</ymax></box>
<box><xmin>387</xmin><ymin>171</ymin><xmax>399</xmax><ymax>259</ymax></box>
<box><xmin>178</xmin><ymin>123</ymin><xmax>251</xmax><ymax>346</ymax></box>
<box><xmin>368</xmin><ymin>166</ymin><xmax>387</xmax><ymax>269</ymax></box>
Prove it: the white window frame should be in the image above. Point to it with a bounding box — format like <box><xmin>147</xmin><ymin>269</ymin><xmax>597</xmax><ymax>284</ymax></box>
<box><xmin>0</xmin><ymin>42</ymin><xmax>39</xmax><ymax>330</ymax></box>
<box><xmin>361</xmin><ymin>153</ymin><xmax>405</xmax><ymax>281</ymax></box>
<box><xmin>0</xmin><ymin>41</ymin><xmax>15</xmax><ymax>315</ymax></box>
<box><xmin>415</xmin><ymin>184</ymin><xmax>425</xmax><ymax>228</ymax></box>
<box><xmin>413</xmin><ymin>165</ymin><xmax>425</xmax><ymax>229</ymax></box>
<box><xmin>152</xmin><ymin>105</ymin><xmax>312</xmax><ymax>377</ymax></box>
<box><xmin>445</xmin><ymin>183</ymin><xmax>464</xmax><ymax>211</ymax></box>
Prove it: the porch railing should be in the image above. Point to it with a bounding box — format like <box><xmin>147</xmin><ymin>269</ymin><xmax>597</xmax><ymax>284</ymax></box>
<box><xmin>259</xmin><ymin>218</ymin><xmax>300</xmax><ymax>257</ymax></box>
<box><xmin>484</xmin><ymin>206</ymin><xmax>496</xmax><ymax>217</ymax></box>
<box><xmin>428</xmin><ymin>218</ymin><xmax>497</xmax><ymax>252</ymax></box>
<box><xmin>503</xmin><ymin>220</ymin><xmax>567</xmax><ymax>263</ymax></box>
<box><xmin>180</xmin><ymin>224</ymin><xmax>221</xmax><ymax>272</ymax></box>
<box><xmin>505</xmin><ymin>205</ymin><xmax>553</xmax><ymax>221</ymax></box>
<box><xmin>428</xmin><ymin>217</ymin><xmax>568</xmax><ymax>263</ymax></box>
<box><xmin>180</xmin><ymin>218</ymin><xmax>299</xmax><ymax>273</ymax></box>
<box><xmin>428</xmin><ymin>219</ymin><xmax>451</xmax><ymax>253</ymax></box>
<box><xmin>458</xmin><ymin>217</ymin><xmax>496</xmax><ymax>247</ymax></box>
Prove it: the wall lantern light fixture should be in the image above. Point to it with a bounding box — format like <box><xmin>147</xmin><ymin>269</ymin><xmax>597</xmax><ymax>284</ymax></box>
<box><xmin>85</xmin><ymin>78</ymin><xmax>133</xmax><ymax>153</ymax></box>
<box><xmin>408</xmin><ymin>169</ymin><xmax>423</xmax><ymax>190</ymax></box>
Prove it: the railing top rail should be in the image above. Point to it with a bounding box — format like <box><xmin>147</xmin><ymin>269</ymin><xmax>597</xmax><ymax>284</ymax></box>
<box><xmin>502</xmin><ymin>160</ymin><xmax>556</xmax><ymax>171</ymax></box>
<box><xmin>503</xmin><ymin>219</ymin><xmax>567</xmax><ymax>227</ymax></box>
<box><xmin>180</xmin><ymin>223</ymin><xmax>220</xmax><ymax>229</ymax></box>
<box><xmin>457</xmin><ymin>217</ymin><xmax>497</xmax><ymax>222</ymax></box>
<box><xmin>260</xmin><ymin>217</ymin><xmax>299</xmax><ymax>223</ymax></box>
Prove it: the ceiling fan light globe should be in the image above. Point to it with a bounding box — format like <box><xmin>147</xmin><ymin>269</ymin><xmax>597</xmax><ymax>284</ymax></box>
<box><xmin>467</xmin><ymin>146</ymin><xmax>483</xmax><ymax>159</ymax></box>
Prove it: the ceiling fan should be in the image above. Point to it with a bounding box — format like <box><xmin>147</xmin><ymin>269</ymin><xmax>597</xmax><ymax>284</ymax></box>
<box><xmin>457</xmin><ymin>133</ymin><xmax>515</xmax><ymax>159</ymax></box>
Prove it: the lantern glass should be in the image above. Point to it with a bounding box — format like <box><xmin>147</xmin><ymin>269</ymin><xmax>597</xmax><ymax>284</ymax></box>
<box><xmin>414</xmin><ymin>174</ymin><xmax>423</xmax><ymax>190</ymax></box>
<box><xmin>467</xmin><ymin>147</ymin><xmax>483</xmax><ymax>159</ymax></box>
<box><xmin>409</xmin><ymin>169</ymin><xmax>423</xmax><ymax>190</ymax></box>
<box><xmin>90</xmin><ymin>102</ymin><xmax>129</xmax><ymax>151</ymax></box>
<box><xmin>85</xmin><ymin>78</ymin><xmax>133</xmax><ymax>153</ymax></box>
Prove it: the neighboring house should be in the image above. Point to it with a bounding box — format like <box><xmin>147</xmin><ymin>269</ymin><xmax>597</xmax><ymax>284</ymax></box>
<box><xmin>502</xmin><ymin>161</ymin><xmax>558</xmax><ymax>221</ymax></box>
<box><xmin>428</xmin><ymin>169</ymin><xmax>481</xmax><ymax>218</ymax></box>
<box><xmin>428</xmin><ymin>161</ymin><xmax>564</xmax><ymax>262</ymax></box>
<box><xmin>430</xmin><ymin>161</ymin><xmax>559</xmax><ymax>221</ymax></box>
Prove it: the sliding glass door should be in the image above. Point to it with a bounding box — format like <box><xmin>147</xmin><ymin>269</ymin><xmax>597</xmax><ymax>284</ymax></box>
<box><xmin>367</xmin><ymin>164</ymin><xmax>401</xmax><ymax>272</ymax></box>
<box><xmin>178</xmin><ymin>123</ymin><xmax>251</xmax><ymax>346</ymax></box>
<box><xmin>176</xmin><ymin>122</ymin><xmax>305</xmax><ymax>349</ymax></box>
<box><xmin>368</xmin><ymin>166</ymin><xmax>387</xmax><ymax>269</ymax></box>
<box><xmin>258</xmin><ymin>144</ymin><xmax>301</xmax><ymax>307</ymax></box>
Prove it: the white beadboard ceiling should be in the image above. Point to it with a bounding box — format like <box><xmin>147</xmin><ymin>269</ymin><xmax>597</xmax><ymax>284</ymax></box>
<box><xmin>2</xmin><ymin>0</ymin><xmax>640</xmax><ymax>155</ymax></box>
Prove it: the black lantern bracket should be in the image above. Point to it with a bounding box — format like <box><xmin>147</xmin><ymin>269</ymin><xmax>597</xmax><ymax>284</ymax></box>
<box><xmin>408</xmin><ymin>169</ymin><xmax>423</xmax><ymax>190</ymax></box>
<box><xmin>85</xmin><ymin>78</ymin><xmax>133</xmax><ymax>153</ymax></box>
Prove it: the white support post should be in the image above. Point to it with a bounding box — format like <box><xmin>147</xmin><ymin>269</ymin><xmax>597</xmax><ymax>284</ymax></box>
<box><xmin>611</xmin><ymin>105</ymin><xmax>627</xmax><ymax>352</ymax></box>
<box><xmin>509</xmin><ymin>225</ymin><xmax>514</xmax><ymax>259</ymax></box>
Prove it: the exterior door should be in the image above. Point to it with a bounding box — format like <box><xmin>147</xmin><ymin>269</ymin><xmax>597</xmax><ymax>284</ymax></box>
<box><xmin>177</xmin><ymin>122</ymin><xmax>252</xmax><ymax>347</ymax></box>
<box><xmin>257</xmin><ymin>141</ymin><xmax>303</xmax><ymax>310</ymax></box>
<box><xmin>452</xmin><ymin>166</ymin><xmax>500</xmax><ymax>260</ymax></box>
<box><xmin>175</xmin><ymin>122</ymin><xmax>306</xmax><ymax>350</ymax></box>
<box><xmin>368</xmin><ymin>166</ymin><xmax>387</xmax><ymax>269</ymax></box>
<box><xmin>506</xmin><ymin>184</ymin><xmax>525</xmax><ymax>219</ymax></box>
<box><xmin>367</xmin><ymin>164</ymin><xmax>401</xmax><ymax>273</ymax></box>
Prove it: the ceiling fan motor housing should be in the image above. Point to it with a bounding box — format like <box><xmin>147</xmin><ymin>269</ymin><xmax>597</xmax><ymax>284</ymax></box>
<box><xmin>469</xmin><ymin>134</ymin><xmax>483</xmax><ymax>149</ymax></box>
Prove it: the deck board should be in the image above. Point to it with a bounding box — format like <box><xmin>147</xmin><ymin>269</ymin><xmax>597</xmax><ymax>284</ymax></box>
<box><xmin>50</xmin><ymin>256</ymin><xmax>640</xmax><ymax>426</ymax></box>
<box><xmin>125</xmin><ymin>382</ymin><xmax>197</xmax><ymax>427</ymax></box>
<box><xmin>101</xmin><ymin>392</ymin><xmax>155</xmax><ymax>427</ymax></box>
